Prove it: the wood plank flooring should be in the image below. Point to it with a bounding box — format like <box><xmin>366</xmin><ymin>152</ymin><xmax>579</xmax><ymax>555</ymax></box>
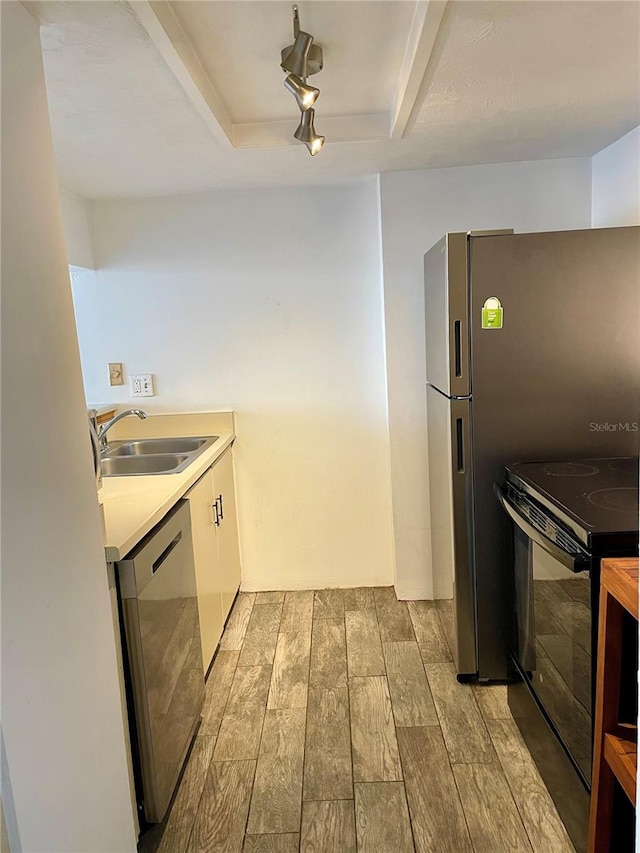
<box><xmin>141</xmin><ymin>588</ymin><xmax>575</xmax><ymax>853</ymax></box>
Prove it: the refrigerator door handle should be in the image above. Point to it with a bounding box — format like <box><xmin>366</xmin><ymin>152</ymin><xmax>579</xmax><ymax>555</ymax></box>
<box><xmin>455</xmin><ymin>418</ymin><xmax>464</xmax><ymax>472</ymax></box>
<box><xmin>494</xmin><ymin>484</ymin><xmax>590</xmax><ymax>574</ymax></box>
<box><xmin>454</xmin><ymin>320</ymin><xmax>462</xmax><ymax>378</ymax></box>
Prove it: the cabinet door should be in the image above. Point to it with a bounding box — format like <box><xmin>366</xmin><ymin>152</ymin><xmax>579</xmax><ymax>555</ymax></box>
<box><xmin>213</xmin><ymin>447</ymin><xmax>242</xmax><ymax>620</ymax></box>
<box><xmin>186</xmin><ymin>470</ymin><xmax>224</xmax><ymax>672</ymax></box>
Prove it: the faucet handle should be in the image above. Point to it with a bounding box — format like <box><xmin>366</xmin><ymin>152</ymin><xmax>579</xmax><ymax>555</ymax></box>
<box><xmin>97</xmin><ymin>407</ymin><xmax>147</xmax><ymax>444</ymax></box>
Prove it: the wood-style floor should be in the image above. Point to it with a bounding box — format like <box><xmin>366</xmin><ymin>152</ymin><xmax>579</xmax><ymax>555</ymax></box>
<box><xmin>140</xmin><ymin>588</ymin><xmax>576</xmax><ymax>853</ymax></box>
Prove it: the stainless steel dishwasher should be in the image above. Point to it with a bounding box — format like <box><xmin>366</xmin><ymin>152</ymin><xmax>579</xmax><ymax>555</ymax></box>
<box><xmin>116</xmin><ymin>499</ymin><xmax>204</xmax><ymax>824</ymax></box>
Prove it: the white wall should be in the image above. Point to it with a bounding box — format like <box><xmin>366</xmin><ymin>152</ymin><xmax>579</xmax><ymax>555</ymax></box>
<box><xmin>1</xmin><ymin>4</ymin><xmax>136</xmax><ymax>850</ymax></box>
<box><xmin>59</xmin><ymin>189</ymin><xmax>96</xmax><ymax>269</ymax></box>
<box><xmin>592</xmin><ymin>126</ymin><xmax>640</xmax><ymax>227</ymax></box>
<box><xmin>72</xmin><ymin>181</ymin><xmax>395</xmax><ymax>591</ymax></box>
<box><xmin>380</xmin><ymin>157</ymin><xmax>592</xmax><ymax>598</ymax></box>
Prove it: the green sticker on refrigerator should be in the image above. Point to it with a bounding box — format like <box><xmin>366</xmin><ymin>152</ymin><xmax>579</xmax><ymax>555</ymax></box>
<box><xmin>482</xmin><ymin>297</ymin><xmax>503</xmax><ymax>329</ymax></box>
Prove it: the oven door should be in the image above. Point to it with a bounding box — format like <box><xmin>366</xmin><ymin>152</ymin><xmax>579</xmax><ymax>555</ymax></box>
<box><xmin>496</xmin><ymin>484</ymin><xmax>594</xmax><ymax>786</ymax></box>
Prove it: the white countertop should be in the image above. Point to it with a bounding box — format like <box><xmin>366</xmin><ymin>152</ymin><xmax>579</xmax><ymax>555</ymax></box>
<box><xmin>98</xmin><ymin>411</ymin><xmax>236</xmax><ymax>562</ymax></box>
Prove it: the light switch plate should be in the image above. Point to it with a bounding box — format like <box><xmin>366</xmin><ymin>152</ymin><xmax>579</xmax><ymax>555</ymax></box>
<box><xmin>108</xmin><ymin>362</ymin><xmax>124</xmax><ymax>386</ymax></box>
<box><xmin>130</xmin><ymin>374</ymin><xmax>155</xmax><ymax>397</ymax></box>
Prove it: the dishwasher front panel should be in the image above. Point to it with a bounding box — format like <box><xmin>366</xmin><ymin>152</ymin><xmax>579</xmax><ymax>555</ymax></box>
<box><xmin>118</xmin><ymin>500</ymin><xmax>205</xmax><ymax>824</ymax></box>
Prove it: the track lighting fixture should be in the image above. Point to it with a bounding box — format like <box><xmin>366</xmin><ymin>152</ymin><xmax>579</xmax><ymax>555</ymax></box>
<box><xmin>281</xmin><ymin>5</ymin><xmax>325</xmax><ymax>155</ymax></box>
<box><xmin>294</xmin><ymin>109</ymin><xmax>325</xmax><ymax>156</ymax></box>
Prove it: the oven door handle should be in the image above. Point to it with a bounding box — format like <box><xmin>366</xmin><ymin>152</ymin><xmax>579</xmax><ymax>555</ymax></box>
<box><xmin>495</xmin><ymin>484</ymin><xmax>591</xmax><ymax>574</ymax></box>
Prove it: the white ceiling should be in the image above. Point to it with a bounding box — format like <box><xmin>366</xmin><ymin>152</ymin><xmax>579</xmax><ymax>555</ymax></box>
<box><xmin>27</xmin><ymin>0</ymin><xmax>640</xmax><ymax>199</ymax></box>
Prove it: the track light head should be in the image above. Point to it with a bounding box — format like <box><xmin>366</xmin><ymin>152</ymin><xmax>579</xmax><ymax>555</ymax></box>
<box><xmin>284</xmin><ymin>74</ymin><xmax>319</xmax><ymax>111</ymax></box>
<box><xmin>294</xmin><ymin>109</ymin><xmax>325</xmax><ymax>156</ymax></box>
<box><xmin>281</xmin><ymin>30</ymin><xmax>313</xmax><ymax>78</ymax></box>
<box><xmin>281</xmin><ymin>30</ymin><xmax>323</xmax><ymax>79</ymax></box>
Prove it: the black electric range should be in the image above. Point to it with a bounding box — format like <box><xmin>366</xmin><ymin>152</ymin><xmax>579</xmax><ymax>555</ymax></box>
<box><xmin>496</xmin><ymin>456</ymin><xmax>639</xmax><ymax>853</ymax></box>
<box><xmin>506</xmin><ymin>456</ymin><xmax>639</xmax><ymax>551</ymax></box>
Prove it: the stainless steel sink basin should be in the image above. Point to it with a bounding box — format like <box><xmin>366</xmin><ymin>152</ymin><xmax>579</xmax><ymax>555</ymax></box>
<box><xmin>107</xmin><ymin>437</ymin><xmax>212</xmax><ymax>456</ymax></box>
<box><xmin>101</xmin><ymin>435</ymin><xmax>220</xmax><ymax>477</ymax></box>
<box><xmin>101</xmin><ymin>454</ymin><xmax>190</xmax><ymax>477</ymax></box>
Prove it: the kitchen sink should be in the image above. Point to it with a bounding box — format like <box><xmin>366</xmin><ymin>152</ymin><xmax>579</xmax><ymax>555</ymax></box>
<box><xmin>107</xmin><ymin>437</ymin><xmax>214</xmax><ymax>456</ymax></box>
<box><xmin>101</xmin><ymin>454</ymin><xmax>190</xmax><ymax>476</ymax></box>
<box><xmin>101</xmin><ymin>435</ymin><xmax>220</xmax><ymax>476</ymax></box>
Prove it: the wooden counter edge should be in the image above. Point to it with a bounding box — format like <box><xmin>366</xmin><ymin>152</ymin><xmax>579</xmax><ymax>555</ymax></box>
<box><xmin>588</xmin><ymin>556</ymin><xmax>638</xmax><ymax>852</ymax></box>
<box><xmin>601</xmin><ymin>557</ymin><xmax>639</xmax><ymax>621</ymax></box>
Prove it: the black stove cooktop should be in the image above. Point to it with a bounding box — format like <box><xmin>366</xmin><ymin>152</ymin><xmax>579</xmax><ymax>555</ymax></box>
<box><xmin>505</xmin><ymin>457</ymin><xmax>639</xmax><ymax>552</ymax></box>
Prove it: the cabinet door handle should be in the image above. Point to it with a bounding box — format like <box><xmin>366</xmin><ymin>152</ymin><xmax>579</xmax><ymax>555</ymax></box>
<box><xmin>212</xmin><ymin>501</ymin><xmax>219</xmax><ymax>526</ymax></box>
<box><xmin>217</xmin><ymin>494</ymin><xmax>224</xmax><ymax>522</ymax></box>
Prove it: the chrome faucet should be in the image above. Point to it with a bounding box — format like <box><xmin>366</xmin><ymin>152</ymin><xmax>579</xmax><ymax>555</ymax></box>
<box><xmin>98</xmin><ymin>409</ymin><xmax>147</xmax><ymax>451</ymax></box>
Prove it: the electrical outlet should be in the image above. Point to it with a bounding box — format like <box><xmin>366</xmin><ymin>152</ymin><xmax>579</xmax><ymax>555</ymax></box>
<box><xmin>108</xmin><ymin>362</ymin><xmax>124</xmax><ymax>386</ymax></box>
<box><xmin>130</xmin><ymin>374</ymin><xmax>155</xmax><ymax>397</ymax></box>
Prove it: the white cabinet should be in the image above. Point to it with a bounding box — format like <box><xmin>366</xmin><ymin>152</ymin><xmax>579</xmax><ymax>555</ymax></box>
<box><xmin>212</xmin><ymin>446</ymin><xmax>242</xmax><ymax>619</ymax></box>
<box><xmin>186</xmin><ymin>468</ymin><xmax>224</xmax><ymax>673</ymax></box>
<box><xmin>185</xmin><ymin>445</ymin><xmax>241</xmax><ymax>673</ymax></box>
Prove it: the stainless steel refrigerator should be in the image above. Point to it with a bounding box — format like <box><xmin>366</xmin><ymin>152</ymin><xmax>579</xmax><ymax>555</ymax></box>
<box><xmin>425</xmin><ymin>227</ymin><xmax>640</xmax><ymax>680</ymax></box>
